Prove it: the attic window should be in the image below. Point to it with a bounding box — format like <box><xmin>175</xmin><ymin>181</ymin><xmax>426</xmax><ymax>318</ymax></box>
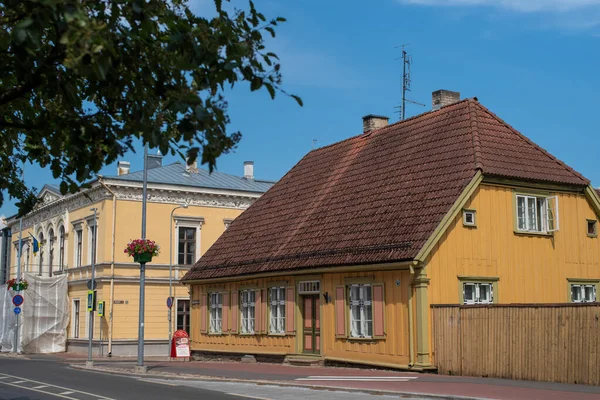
<box><xmin>463</xmin><ymin>209</ymin><xmax>476</xmax><ymax>227</ymax></box>
<box><xmin>587</xmin><ymin>220</ymin><xmax>598</xmax><ymax>237</ymax></box>
<box><xmin>516</xmin><ymin>194</ymin><xmax>559</xmax><ymax>234</ymax></box>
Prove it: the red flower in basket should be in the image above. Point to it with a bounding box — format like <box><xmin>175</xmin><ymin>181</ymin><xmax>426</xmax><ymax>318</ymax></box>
<box><xmin>124</xmin><ymin>239</ymin><xmax>160</xmax><ymax>263</ymax></box>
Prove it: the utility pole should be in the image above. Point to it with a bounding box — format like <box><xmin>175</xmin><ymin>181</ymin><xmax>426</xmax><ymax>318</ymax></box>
<box><xmin>136</xmin><ymin>144</ymin><xmax>149</xmax><ymax>373</ymax></box>
<box><xmin>87</xmin><ymin>207</ymin><xmax>97</xmax><ymax>367</ymax></box>
<box><xmin>13</xmin><ymin>164</ymin><xmax>24</xmax><ymax>354</ymax></box>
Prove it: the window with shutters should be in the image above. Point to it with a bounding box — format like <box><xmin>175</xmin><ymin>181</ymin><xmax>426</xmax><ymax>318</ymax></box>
<box><xmin>569</xmin><ymin>280</ymin><xmax>599</xmax><ymax>303</ymax></box>
<box><xmin>349</xmin><ymin>284</ymin><xmax>373</xmax><ymax>338</ymax></box>
<box><xmin>515</xmin><ymin>194</ymin><xmax>559</xmax><ymax>234</ymax></box>
<box><xmin>209</xmin><ymin>293</ymin><xmax>223</xmax><ymax>333</ymax></box>
<box><xmin>269</xmin><ymin>287</ymin><xmax>286</xmax><ymax>334</ymax></box>
<box><xmin>240</xmin><ymin>290</ymin><xmax>255</xmax><ymax>334</ymax></box>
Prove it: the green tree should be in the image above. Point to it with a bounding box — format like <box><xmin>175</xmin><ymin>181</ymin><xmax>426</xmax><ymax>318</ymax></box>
<box><xmin>0</xmin><ymin>0</ymin><xmax>300</xmax><ymax>216</ymax></box>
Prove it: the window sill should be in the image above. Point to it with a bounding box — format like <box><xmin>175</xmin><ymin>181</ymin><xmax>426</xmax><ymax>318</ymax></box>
<box><xmin>238</xmin><ymin>333</ymin><xmax>257</xmax><ymax>336</ymax></box>
<box><xmin>344</xmin><ymin>337</ymin><xmax>383</xmax><ymax>343</ymax></box>
<box><xmin>267</xmin><ymin>333</ymin><xmax>287</xmax><ymax>337</ymax></box>
<box><xmin>207</xmin><ymin>332</ymin><xmax>225</xmax><ymax>336</ymax></box>
<box><xmin>587</xmin><ymin>234</ymin><xmax>598</xmax><ymax>238</ymax></box>
<box><xmin>513</xmin><ymin>230</ymin><xmax>553</xmax><ymax>237</ymax></box>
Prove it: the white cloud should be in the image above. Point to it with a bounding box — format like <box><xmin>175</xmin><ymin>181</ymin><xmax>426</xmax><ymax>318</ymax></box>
<box><xmin>399</xmin><ymin>0</ymin><xmax>600</xmax><ymax>12</ymax></box>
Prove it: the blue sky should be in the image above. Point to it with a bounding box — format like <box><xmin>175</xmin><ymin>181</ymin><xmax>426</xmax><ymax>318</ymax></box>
<box><xmin>2</xmin><ymin>0</ymin><xmax>600</xmax><ymax>222</ymax></box>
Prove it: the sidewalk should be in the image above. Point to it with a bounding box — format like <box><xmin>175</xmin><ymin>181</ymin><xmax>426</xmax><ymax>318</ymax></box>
<box><xmin>36</xmin><ymin>353</ymin><xmax>600</xmax><ymax>400</ymax></box>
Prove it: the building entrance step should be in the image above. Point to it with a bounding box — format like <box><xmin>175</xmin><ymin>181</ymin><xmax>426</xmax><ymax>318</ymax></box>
<box><xmin>284</xmin><ymin>355</ymin><xmax>324</xmax><ymax>367</ymax></box>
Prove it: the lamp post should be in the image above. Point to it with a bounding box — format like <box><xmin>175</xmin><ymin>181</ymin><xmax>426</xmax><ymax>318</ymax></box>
<box><xmin>168</xmin><ymin>203</ymin><xmax>188</xmax><ymax>353</ymax></box>
<box><xmin>136</xmin><ymin>144</ymin><xmax>149</xmax><ymax>373</ymax></box>
<box><xmin>87</xmin><ymin>207</ymin><xmax>97</xmax><ymax>367</ymax></box>
<box><xmin>13</xmin><ymin>163</ymin><xmax>24</xmax><ymax>354</ymax></box>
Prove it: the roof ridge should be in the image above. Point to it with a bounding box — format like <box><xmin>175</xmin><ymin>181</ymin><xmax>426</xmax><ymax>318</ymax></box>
<box><xmin>311</xmin><ymin>98</ymin><xmax>473</xmax><ymax>154</ymax></box>
<box><xmin>467</xmin><ymin>99</ymin><xmax>484</xmax><ymax>171</ymax></box>
<box><xmin>472</xmin><ymin>101</ymin><xmax>589</xmax><ymax>185</ymax></box>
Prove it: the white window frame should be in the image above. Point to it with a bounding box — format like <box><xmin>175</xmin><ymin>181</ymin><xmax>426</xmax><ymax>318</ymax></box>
<box><xmin>176</xmin><ymin>298</ymin><xmax>191</xmax><ymax>333</ymax></box>
<box><xmin>463</xmin><ymin>209</ymin><xmax>476</xmax><ymax>227</ymax></box>
<box><xmin>240</xmin><ymin>290</ymin><xmax>256</xmax><ymax>334</ymax></box>
<box><xmin>74</xmin><ymin>228</ymin><xmax>83</xmax><ymax>268</ymax></box>
<box><xmin>516</xmin><ymin>194</ymin><xmax>559</xmax><ymax>233</ymax></box>
<box><xmin>173</xmin><ymin>216</ymin><xmax>204</xmax><ymax>265</ymax></box>
<box><xmin>349</xmin><ymin>284</ymin><xmax>373</xmax><ymax>339</ymax></box>
<box><xmin>72</xmin><ymin>298</ymin><xmax>81</xmax><ymax>338</ymax></box>
<box><xmin>571</xmin><ymin>284</ymin><xmax>597</xmax><ymax>303</ymax></box>
<box><xmin>463</xmin><ymin>282</ymin><xmax>494</xmax><ymax>305</ymax></box>
<box><xmin>87</xmin><ymin>223</ymin><xmax>97</xmax><ymax>265</ymax></box>
<box><xmin>269</xmin><ymin>287</ymin><xmax>286</xmax><ymax>334</ymax></box>
<box><xmin>209</xmin><ymin>292</ymin><xmax>223</xmax><ymax>334</ymax></box>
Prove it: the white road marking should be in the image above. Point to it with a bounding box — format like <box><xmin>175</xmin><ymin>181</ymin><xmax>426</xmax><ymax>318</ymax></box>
<box><xmin>296</xmin><ymin>376</ymin><xmax>418</xmax><ymax>382</ymax></box>
<box><xmin>0</xmin><ymin>372</ymin><xmax>115</xmax><ymax>400</ymax></box>
<box><xmin>226</xmin><ymin>393</ymin><xmax>273</xmax><ymax>400</ymax></box>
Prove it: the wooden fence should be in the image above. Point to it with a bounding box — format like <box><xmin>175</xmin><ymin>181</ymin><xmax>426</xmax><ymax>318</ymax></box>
<box><xmin>431</xmin><ymin>304</ymin><xmax>600</xmax><ymax>385</ymax></box>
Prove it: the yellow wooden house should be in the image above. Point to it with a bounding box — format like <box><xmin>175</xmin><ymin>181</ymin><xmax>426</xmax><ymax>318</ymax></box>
<box><xmin>182</xmin><ymin>90</ymin><xmax>600</xmax><ymax>370</ymax></box>
<box><xmin>5</xmin><ymin>156</ymin><xmax>272</xmax><ymax>356</ymax></box>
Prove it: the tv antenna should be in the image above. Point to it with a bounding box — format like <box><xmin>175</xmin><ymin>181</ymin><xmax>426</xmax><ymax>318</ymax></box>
<box><xmin>395</xmin><ymin>44</ymin><xmax>425</xmax><ymax>121</ymax></box>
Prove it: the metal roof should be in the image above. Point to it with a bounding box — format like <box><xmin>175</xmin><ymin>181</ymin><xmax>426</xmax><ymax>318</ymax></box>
<box><xmin>105</xmin><ymin>162</ymin><xmax>274</xmax><ymax>193</ymax></box>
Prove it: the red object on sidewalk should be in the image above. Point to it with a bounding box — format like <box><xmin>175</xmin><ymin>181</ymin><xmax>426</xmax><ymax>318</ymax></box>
<box><xmin>170</xmin><ymin>330</ymin><xmax>190</xmax><ymax>359</ymax></box>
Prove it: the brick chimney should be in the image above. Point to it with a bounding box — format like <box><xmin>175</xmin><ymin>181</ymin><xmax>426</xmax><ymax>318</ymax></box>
<box><xmin>117</xmin><ymin>161</ymin><xmax>130</xmax><ymax>176</ymax></box>
<box><xmin>244</xmin><ymin>161</ymin><xmax>254</xmax><ymax>180</ymax></box>
<box><xmin>432</xmin><ymin>90</ymin><xmax>461</xmax><ymax>111</ymax></box>
<box><xmin>362</xmin><ymin>115</ymin><xmax>389</xmax><ymax>133</ymax></box>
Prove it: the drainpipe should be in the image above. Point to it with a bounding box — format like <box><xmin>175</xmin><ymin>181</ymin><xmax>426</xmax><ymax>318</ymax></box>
<box><xmin>408</xmin><ymin>261</ymin><xmax>417</xmax><ymax>368</ymax></box>
<box><xmin>98</xmin><ymin>177</ymin><xmax>117</xmax><ymax>356</ymax></box>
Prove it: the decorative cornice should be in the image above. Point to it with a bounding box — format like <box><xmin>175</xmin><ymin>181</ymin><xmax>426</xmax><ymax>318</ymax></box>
<box><xmin>7</xmin><ymin>183</ymin><xmax>258</xmax><ymax>231</ymax></box>
<box><xmin>113</xmin><ymin>186</ymin><xmax>255</xmax><ymax>210</ymax></box>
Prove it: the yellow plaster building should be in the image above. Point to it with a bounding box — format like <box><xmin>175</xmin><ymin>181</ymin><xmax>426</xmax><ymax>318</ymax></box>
<box><xmin>5</xmin><ymin>156</ymin><xmax>272</xmax><ymax>356</ymax></box>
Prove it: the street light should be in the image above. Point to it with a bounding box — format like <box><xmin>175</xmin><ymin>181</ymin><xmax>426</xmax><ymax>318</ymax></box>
<box><xmin>136</xmin><ymin>144</ymin><xmax>149</xmax><ymax>373</ymax></box>
<box><xmin>169</xmin><ymin>203</ymin><xmax>188</xmax><ymax>353</ymax></box>
<box><xmin>87</xmin><ymin>207</ymin><xmax>98</xmax><ymax>367</ymax></box>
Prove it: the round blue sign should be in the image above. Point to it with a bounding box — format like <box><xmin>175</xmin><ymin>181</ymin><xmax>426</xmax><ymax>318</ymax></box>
<box><xmin>12</xmin><ymin>294</ymin><xmax>23</xmax><ymax>307</ymax></box>
<box><xmin>166</xmin><ymin>297</ymin><xmax>173</xmax><ymax>309</ymax></box>
<box><xmin>14</xmin><ymin>307</ymin><xmax>21</xmax><ymax>315</ymax></box>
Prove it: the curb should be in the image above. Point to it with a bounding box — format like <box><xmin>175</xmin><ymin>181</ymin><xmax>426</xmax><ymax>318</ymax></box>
<box><xmin>0</xmin><ymin>353</ymin><xmax>29</xmax><ymax>360</ymax></box>
<box><xmin>69</xmin><ymin>364</ymin><xmax>487</xmax><ymax>400</ymax></box>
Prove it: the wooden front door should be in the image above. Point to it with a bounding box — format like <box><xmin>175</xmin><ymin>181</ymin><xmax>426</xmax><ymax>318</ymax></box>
<box><xmin>302</xmin><ymin>294</ymin><xmax>320</xmax><ymax>354</ymax></box>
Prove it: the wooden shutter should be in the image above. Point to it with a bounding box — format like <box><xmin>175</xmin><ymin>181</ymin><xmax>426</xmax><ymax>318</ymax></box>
<box><xmin>285</xmin><ymin>286</ymin><xmax>295</xmax><ymax>334</ymax></box>
<box><xmin>260</xmin><ymin>288</ymin><xmax>267</xmax><ymax>334</ymax></box>
<box><xmin>230</xmin><ymin>291</ymin><xmax>239</xmax><ymax>334</ymax></box>
<box><xmin>200</xmin><ymin>293</ymin><xmax>207</xmax><ymax>334</ymax></box>
<box><xmin>255</xmin><ymin>289</ymin><xmax>262</xmax><ymax>334</ymax></box>
<box><xmin>335</xmin><ymin>286</ymin><xmax>346</xmax><ymax>338</ymax></box>
<box><xmin>222</xmin><ymin>292</ymin><xmax>229</xmax><ymax>333</ymax></box>
<box><xmin>372</xmin><ymin>283</ymin><xmax>385</xmax><ymax>339</ymax></box>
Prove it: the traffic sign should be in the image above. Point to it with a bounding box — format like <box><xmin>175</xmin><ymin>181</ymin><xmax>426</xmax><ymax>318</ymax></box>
<box><xmin>166</xmin><ymin>297</ymin><xmax>173</xmax><ymax>309</ymax></box>
<box><xmin>87</xmin><ymin>279</ymin><xmax>97</xmax><ymax>290</ymax></box>
<box><xmin>12</xmin><ymin>294</ymin><xmax>23</xmax><ymax>307</ymax></box>
<box><xmin>14</xmin><ymin>307</ymin><xmax>21</xmax><ymax>315</ymax></box>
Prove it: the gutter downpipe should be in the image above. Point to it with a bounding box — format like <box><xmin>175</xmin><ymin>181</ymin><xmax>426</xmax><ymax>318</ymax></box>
<box><xmin>98</xmin><ymin>178</ymin><xmax>117</xmax><ymax>356</ymax></box>
<box><xmin>408</xmin><ymin>261</ymin><xmax>417</xmax><ymax>368</ymax></box>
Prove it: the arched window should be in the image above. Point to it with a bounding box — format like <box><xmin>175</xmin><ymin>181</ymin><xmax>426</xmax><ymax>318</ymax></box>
<box><xmin>48</xmin><ymin>228</ymin><xmax>54</xmax><ymax>277</ymax></box>
<box><xmin>38</xmin><ymin>232</ymin><xmax>44</xmax><ymax>276</ymax></box>
<box><xmin>59</xmin><ymin>226</ymin><xmax>65</xmax><ymax>271</ymax></box>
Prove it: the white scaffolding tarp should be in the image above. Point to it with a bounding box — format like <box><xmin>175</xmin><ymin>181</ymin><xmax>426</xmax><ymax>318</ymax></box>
<box><xmin>0</xmin><ymin>273</ymin><xmax>69</xmax><ymax>353</ymax></box>
<box><xmin>0</xmin><ymin>284</ymin><xmax>17</xmax><ymax>352</ymax></box>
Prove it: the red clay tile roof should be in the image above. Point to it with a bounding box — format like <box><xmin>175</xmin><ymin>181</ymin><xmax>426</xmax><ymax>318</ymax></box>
<box><xmin>182</xmin><ymin>99</ymin><xmax>589</xmax><ymax>281</ymax></box>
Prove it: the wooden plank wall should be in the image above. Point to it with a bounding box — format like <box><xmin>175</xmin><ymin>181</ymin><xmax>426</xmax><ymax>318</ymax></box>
<box><xmin>432</xmin><ymin>304</ymin><xmax>600</xmax><ymax>385</ymax></box>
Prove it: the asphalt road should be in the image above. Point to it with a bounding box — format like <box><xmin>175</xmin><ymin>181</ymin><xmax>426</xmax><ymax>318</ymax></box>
<box><xmin>0</xmin><ymin>358</ymin><xmax>237</xmax><ymax>400</ymax></box>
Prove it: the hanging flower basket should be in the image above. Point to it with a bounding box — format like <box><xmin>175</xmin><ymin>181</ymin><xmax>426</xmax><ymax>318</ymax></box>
<box><xmin>6</xmin><ymin>278</ymin><xmax>28</xmax><ymax>292</ymax></box>
<box><xmin>124</xmin><ymin>239</ymin><xmax>160</xmax><ymax>264</ymax></box>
